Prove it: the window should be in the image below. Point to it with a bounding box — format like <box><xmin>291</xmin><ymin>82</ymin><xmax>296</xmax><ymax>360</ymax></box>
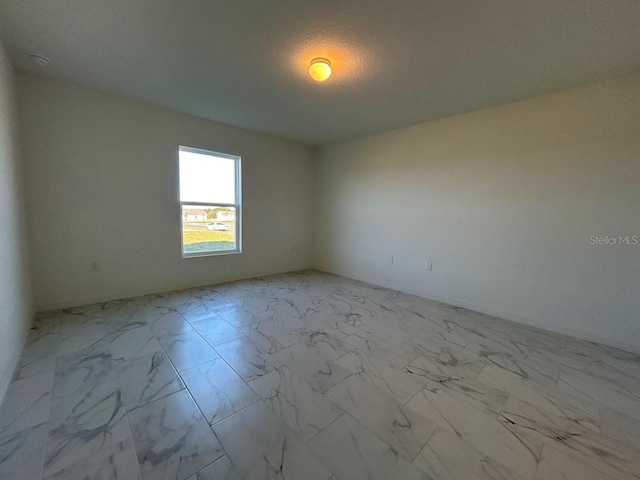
<box><xmin>179</xmin><ymin>146</ymin><xmax>241</xmax><ymax>257</ymax></box>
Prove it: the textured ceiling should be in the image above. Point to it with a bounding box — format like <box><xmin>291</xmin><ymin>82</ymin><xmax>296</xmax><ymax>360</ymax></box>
<box><xmin>1</xmin><ymin>0</ymin><xmax>639</xmax><ymax>145</ymax></box>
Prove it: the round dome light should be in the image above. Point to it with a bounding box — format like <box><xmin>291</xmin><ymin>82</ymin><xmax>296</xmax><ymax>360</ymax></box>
<box><xmin>308</xmin><ymin>58</ymin><xmax>332</xmax><ymax>82</ymax></box>
<box><xmin>29</xmin><ymin>54</ymin><xmax>51</xmax><ymax>67</ymax></box>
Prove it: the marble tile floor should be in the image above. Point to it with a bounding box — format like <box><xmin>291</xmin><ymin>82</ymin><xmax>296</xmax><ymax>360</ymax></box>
<box><xmin>1</xmin><ymin>269</ymin><xmax>640</xmax><ymax>480</ymax></box>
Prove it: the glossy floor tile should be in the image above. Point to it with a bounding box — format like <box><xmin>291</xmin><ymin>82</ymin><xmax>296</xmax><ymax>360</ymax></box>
<box><xmin>187</xmin><ymin>455</ymin><xmax>241</xmax><ymax>480</ymax></box>
<box><xmin>413</xmin><ymin>428</ymin><xmax>526</xmax><ymax>480</ymax></box>
<box><xmin>1</xmin><ymin>270</ymin><xmax>639</xmax><ymax>479</ymax></box>
<box><xmin>308</xmin><ymin>414</ymin><xmax>428</xmax><ymax>480</ymax></box>
<box><xmin>0</xmin><ymin>371</ymin><xmax>53</xmax><ymax>436</ymax></box>
<box><xmin>116</xmin><ymin>351</ymin><xmax>185</xmax><ymax>410</ymax></box>
<box><xmin>180</xmin><ymin>357</ymin><xmax>259</xmax><ymax>425</ymax></box>
<box><xmin>269</xmin><ymin>342</ymin><xmax>352</xmax><ymax>393</ymax></box>
<box><xmin>213</xmin><ymin>401</ymin><xmax>333</xmax><ymax>480</ymax></box>
<box><xmin>325</xmin><ymin>375</ymin><xmax>436</xmax><ymax>459</ymax></box>
<box><xmin>159</xmin><ymin>331</ymin><xmax>219</xmax><ymax>372</ymax></box>
<box><xmin>0</xmin><ymin>423</ymin><xmax>48</xmax><ymax>480</ymax></box>
<box><xmin>129</xmin><ymin>389</ymin><xmax>224</xmax><ymax>480</ymax></box>
<box><xmin>43</xmin><ymin>438</ymin><xmax>142</xmax><ymax>480</ymax></box>
<box><xmin>44</xmin><ymin>385</ymin><xmax>130</xmax><ymax>477</ymax></box>
<box><xmin>213</xmin><ymin>336</ymin><xmax>276</xmax><ymax>382</ymax></box>
<box><xmin>189</xmin><ymin>316</ymin><xmax>243</xmax><ymax>346</ymax></box>
<box><xmin>248</xmin><ymin>365</ymin><xmax>343</xmax><ymax>441</ymax></box>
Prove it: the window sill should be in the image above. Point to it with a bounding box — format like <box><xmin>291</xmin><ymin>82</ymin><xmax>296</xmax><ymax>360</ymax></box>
<box><xmin>182</xmin><ymin>250</ymin><xmax>242</xmax><ymax>259</ymax></box>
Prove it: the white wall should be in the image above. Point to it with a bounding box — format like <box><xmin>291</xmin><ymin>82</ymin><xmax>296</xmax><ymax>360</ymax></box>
<box><xmin>18</xmin><ymin>73</ymin><xmax>314</xmax><ymax>310</ymax></box>
<box><xmin>0</xmin><ymin>44</ymin><xmax>33</xmax><ymax>399</ymax></box>
<box><xmin>314</xmin><ymin>73</ymin><xmax>640</xmax><ymax>352</ymax></box>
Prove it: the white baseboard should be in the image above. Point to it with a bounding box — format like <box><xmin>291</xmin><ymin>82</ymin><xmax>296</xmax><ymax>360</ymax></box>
<box><xmin>314</xmin><ymin>264</ymin><xmax>640</xmax><ymax>355</ymax></box>
<box><xmin>36</xmin><ymin>265</ymin><xmax>314</xmax><ymax>312</ymax></box>
<box><xmin>36</xmin><ymin>262</ymin><xmax>639</xmax><ymax>355</ymax></box>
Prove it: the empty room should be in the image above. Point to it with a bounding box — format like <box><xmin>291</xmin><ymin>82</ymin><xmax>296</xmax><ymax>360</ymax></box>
<box><xmin>1</xmin><ymin>1</ymin><xmax>639</xmax><ymax>479</ymax></box>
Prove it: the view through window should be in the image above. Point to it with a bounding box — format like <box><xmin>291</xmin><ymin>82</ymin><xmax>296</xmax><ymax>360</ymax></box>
<box><xmin>179</xmin><ymin>146</ymin><xmax>241</xmax><ymax>256</ymax></box>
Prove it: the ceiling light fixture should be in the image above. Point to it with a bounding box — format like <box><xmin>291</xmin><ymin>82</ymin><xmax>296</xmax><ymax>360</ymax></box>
<box><xmin>308</xmin><ymin>58</ymin><xmax>332</xmax><ymax>82</ymax></box>
<box><xmin>28</xmin><ymin>54</ymin><xmax>51</xmax><ymax>67</ymax></box>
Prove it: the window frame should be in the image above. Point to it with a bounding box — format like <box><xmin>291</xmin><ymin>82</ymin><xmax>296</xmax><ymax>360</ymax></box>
<box><xmin>178</xmin><ymin>145</ymin><xmax>242</xmax><ymax>258</ymax></box>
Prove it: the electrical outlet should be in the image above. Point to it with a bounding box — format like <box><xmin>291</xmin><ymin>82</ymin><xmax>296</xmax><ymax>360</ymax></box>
<box><xmin>388</xmin><ymin>256</ymin><xmax>394</xmax><ymax>265</ymax></box>
<box><xmin>89</xmin><ymin>261</ymin><xmax>100</xmax><ymax>272</ymax></box>
<box><xmin>425</xmin><ymin>261</ymin><xmax>433</xmax><ymax>271</ymax></box>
